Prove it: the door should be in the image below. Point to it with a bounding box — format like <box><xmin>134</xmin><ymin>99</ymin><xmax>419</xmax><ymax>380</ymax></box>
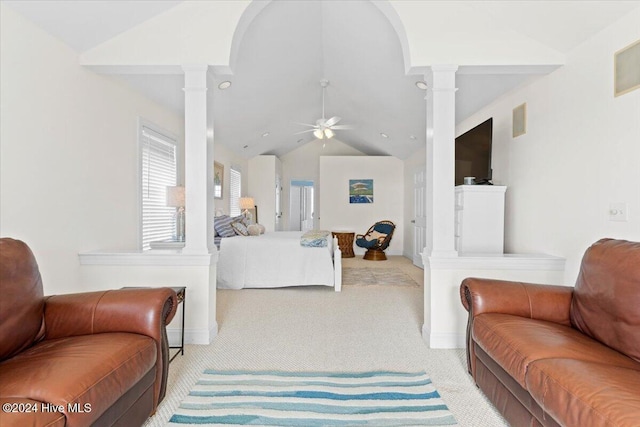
<box><xmin>413</xmin><ymin>166</ymin><xmax>427</xmax><ymax>268</ymax></box>
<box><xmin>289</xmin><ymin>180</ymin><xmax>315</xmax><ymax>232</ymax></box>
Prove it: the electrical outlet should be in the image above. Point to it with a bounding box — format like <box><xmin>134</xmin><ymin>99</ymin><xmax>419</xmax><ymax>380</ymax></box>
<box><xmin>609</xmin><ymin>203</ymin><xmax>628</xmax><ymax>222</ymax></box>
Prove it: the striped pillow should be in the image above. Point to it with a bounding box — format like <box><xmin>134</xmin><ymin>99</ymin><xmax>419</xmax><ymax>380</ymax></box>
<box><xmin>231</xmin><ymin>220</ymin><xmax>249</xmax><ymax>236</ymax></box>
<box><xmin>214</xmin><ymin>215</ymin><xmax>236</xmax><ymax>238</ymax></box>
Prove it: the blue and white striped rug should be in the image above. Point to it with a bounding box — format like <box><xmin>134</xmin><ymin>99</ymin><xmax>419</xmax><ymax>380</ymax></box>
<box><xmin>168</xmin><ymin>370</ymin><xmax>458</xmax><ymax>426</ymax></box>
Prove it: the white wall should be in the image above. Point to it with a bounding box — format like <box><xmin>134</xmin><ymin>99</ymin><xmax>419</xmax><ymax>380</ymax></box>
<box><xmin>319</xmin><ymin>156</ymin><xmax>404</xmax><ymax>255</ymax></box>
<box><xmin>0</xmin><ymin>5</ymin><xmax>183</xmax><ymax>294</ymax></box>
<box><xmin>456</xmin><ymin>8</ymin><xmax>640</xmax><ymax>283</ymax></box>
<box><xmin>247</xmin><ymin>155</ymin><xmax>281</xmax><ymax>232</ymax></box>
<box><xmin>280</xmin><ymin>138</ymin><xmax>365</xmax><ymax>230</ymax></box>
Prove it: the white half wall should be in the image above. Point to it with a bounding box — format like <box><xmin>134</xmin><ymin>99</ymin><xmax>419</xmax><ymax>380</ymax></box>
<box><xmin>456</xmin><ymin>7</ymin><xmax>640</xmax><ymax>283</ymax></box>
<box><xmin>319</xmin><ymin>156</ymin><xmax>404</xmax><ymax>255</ymax></box>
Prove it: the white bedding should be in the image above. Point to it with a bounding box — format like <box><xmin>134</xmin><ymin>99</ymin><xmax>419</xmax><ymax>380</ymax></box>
<box><xmin>216</xmin><ymin>231</ymin><xmax>336</xmax><ymax>289</ymax></box>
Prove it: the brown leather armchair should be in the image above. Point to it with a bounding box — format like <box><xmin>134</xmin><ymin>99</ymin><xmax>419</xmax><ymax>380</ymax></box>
<box><xmin>0</xmin><ymin>238</ymin><xmax>178</xmax><ymax>427</ymax></box>
<box><xmin>460</xmin><ymin>238</ymin><xmax>640</xmax><ymax>427</ymax></box>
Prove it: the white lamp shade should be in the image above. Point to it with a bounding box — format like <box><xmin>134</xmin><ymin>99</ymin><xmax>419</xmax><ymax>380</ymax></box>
<box><xmin>166</xmin><ymin>186</ymin><xmax>185</xmax><ymax>207</ymax></box>
<box><xmin>239</xmin><ymin>197</ymin><xmax>255</xmax><ymax>210</ymax></box>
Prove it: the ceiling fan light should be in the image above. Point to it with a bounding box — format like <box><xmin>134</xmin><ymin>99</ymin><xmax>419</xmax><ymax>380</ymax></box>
<box><xmin>313</xmin><ymin>129</ymin><xmax>324</xmax><ymax>139</ymax></box>
<box><xmin>324</xmin><ymin>128</ymin><xmax>334</xmax><ymax>139</ymax></box>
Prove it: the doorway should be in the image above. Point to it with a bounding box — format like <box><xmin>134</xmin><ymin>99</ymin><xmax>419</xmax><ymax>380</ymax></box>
<box><xmin>413</xmin><ymin>166</ymin><xmax>426</xmax><ymax>268</ymax></box>
<box><xmin>289</xmin><ymin>180</ymin><xmax>315</xmax><ymax>232</ymax></box>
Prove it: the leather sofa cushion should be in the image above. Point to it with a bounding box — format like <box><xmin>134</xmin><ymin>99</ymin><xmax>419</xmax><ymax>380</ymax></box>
<box><xmin>0</xmin><ymin>239</ymin><xmax>45</xmax><ymax>361</ymax></box>
<box><xmin>473</xmin><ymin>313</ymin><xmax>640</xmax><ymax>387</ymax></box>
<box><xmin>0</xmin><ymin>332</ymin><xmax>156</xmax><ymax>427</ymax></box>
<box><xmin>526</xmin><ymin>359</ymin><xmax>640</xmax><ymax>427</ymax></box>
<box><xmin>571</xmin><ymin>239</ymin><xmax>640</xmax><ymax>363</ymax></box>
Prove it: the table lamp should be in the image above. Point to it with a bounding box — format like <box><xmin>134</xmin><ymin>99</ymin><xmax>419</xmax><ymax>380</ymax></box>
<box><xmin>166</xmin><ymin>186</ymin><xmax>185</xmax><ymax>242</ymax></box>
<box><xmin>239</xmin><ymin>197</ymin><xmax>255</xmax><ymax>224</ymax></box>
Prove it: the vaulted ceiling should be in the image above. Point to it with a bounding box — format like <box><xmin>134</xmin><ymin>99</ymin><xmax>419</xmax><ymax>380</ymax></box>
<box><xmin>6</xmin><ymin>0</ymin><xmax>639</xmax><ymax>159</ymax></box>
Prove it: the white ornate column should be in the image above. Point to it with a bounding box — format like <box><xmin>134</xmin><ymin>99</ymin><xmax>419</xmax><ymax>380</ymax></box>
<box><xmin>424</xmin><ymin>65</ymin><xmax>458</xmax><ymax>258</ymax></box>
<box><xmin>182</xmin><ymin>65</ymin><xmax>210</xmax><ymax>254</ymax></box>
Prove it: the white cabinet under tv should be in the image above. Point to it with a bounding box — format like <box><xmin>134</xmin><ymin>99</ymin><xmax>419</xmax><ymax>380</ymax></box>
<box><xmin>455</xmin><ymin>185</ymin><xmax>506</xmax><ymax>254</ymax></box>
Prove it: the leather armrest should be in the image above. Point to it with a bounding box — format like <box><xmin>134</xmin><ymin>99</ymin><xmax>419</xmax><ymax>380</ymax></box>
<box><xmin>43</xmin><ymin>288</ymin><xmax>178</xmax><ymax>409</ymax></box>
<box><xmin>460</xmin><ymin>277</ymin><xmax>573</xmax><ymax>326</ymax></box>
<box><xmin>44</xmin><ymin>288</ymin><xmax>177</xmax><ymax>341</ymax></box>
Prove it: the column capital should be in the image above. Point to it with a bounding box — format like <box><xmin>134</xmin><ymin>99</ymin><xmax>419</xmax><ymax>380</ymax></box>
<box><xmin>182</xmin><ymin>65</ymin><xmax>209</xmax><ymax>92</ymax></box>
<box><xmin>426</xmin><ymin>65</ymin><xmax>458</xmax><ymax>91</ymax></box>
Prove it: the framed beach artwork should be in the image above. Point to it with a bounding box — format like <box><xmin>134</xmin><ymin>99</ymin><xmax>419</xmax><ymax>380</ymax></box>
<box><xmin>349</xmin><ymin>179</ymin><xmax>373</xmax><ymax>204</ymax></box>
<box><xmin>214</xmin><ymin>161</ymin><xmax>224</xmax><ymax>199</ymax></box>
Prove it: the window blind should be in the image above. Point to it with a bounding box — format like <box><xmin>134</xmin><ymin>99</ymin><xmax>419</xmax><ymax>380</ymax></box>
<box><xmin>229</xmin><ymin>167</ymin><xmax>241</xmax><ymax>216</ymax></box>
<box><xmin>140</xmin><ymin>125</ymin><xmax>177</xmax><ymax>250</ymax></box>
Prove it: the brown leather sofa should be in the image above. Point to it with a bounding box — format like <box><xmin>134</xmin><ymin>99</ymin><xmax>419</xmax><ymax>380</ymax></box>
<box><xmin>461</xmin><ymin>238</ymin><xmax>640</xmax><ymax>427</ymax></box>
<box><xmin>0</xmin><ymin>238</ymin><xmax>178</xmax><ymax>427</ymax></box>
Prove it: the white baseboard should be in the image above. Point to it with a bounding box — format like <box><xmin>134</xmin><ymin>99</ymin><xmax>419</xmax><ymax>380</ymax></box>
<box><xmin>168</xmin><ymin>323</ymin><xmax>218</xmax><ymax>346</ymax></box>
<box><xmin>422</xmin><ymin>324</ymin><xmax>465</xmax><ymax>349</ymax></box>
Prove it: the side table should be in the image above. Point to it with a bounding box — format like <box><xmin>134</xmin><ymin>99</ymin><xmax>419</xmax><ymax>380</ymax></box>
<box><xmin>332</xmin><ymin>231</ymin><xmax>355</xmax><ymax>258</ymax></box>
<box><xmin>169</xmin><ymin>286</ymin><xmax>186</xmax><ymax>362</ymax></box>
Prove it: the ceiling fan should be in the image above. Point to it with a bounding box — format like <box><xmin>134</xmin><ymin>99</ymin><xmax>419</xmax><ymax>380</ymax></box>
<box><xmin>296</xmin><ymin>79</ymin><xmax>352</xmax><ymax>140</ymax></box>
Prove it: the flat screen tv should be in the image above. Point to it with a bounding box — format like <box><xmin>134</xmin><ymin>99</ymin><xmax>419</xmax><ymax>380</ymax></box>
<box><xmin>455</xmin><ymin>118</ymin><xmax>492</xmax><ymax>186</ymax></box>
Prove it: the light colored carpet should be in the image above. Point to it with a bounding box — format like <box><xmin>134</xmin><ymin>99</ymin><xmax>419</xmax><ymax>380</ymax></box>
<box><xmin>168</xmin><ymin>370</ymin><xmax>457</xmax><ymax>426</ymax></box>
<box><xmin>342</xmin><ymin>267</ymin><xmax>419</xmax><ymax>287</ymax></box>
<box><xmin>144</xmin><ymin>256</ymin><xmax>507</xmax><ymax>427</ymax></box>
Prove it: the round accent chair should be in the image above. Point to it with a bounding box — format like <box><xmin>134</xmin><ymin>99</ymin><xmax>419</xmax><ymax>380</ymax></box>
<box><xmin>355</xmin><ymin>220</ymin><xmax>396</xmax><ymax>260</ymax></box>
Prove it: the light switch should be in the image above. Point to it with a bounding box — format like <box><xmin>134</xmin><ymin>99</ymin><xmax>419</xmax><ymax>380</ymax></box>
<box><xmin>609</xmin><ymin>203</ymin><xmax>628</xmax><ymax>222</ymax></box>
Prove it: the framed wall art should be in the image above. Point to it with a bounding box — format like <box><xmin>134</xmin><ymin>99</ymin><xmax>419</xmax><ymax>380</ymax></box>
<box><xmin>349</xmin><ymin>179</ymin><xmax>373</xmax><ymax>204</ymax></box>
<box><xmin>214</xmin><ymin>161</ymin><xmax>224</xmax><ymax>199</ymax></box>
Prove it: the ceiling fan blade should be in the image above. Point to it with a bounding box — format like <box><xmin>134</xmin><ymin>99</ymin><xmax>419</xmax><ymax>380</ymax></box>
<box><xmin>294</xmin><ymin>129</ymin><xmax>317</xmax><ymax>135</ymax></box>
<box><xmin>294</xmin><ymin>122</ymin><xmax>318</xmax><ymax>128</ymax></box>
<box><xmin>330</xmin><ymin>124</ymin><xmax>353</xmax><ymax>130</ymax></box>
<box><xmin>324</xmin><ymin>116</ymin><xmax>341</xmax><ymax>127</ymax></box>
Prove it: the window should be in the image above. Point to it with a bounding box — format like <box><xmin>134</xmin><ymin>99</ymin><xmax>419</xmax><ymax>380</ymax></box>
<box><xmin>140</xmin><ymin>123</ymin><xmax>177</xmax><ymax>250</ymax></box>
<box><xmin>229</xmin><ymin>167</ymin><xmax>241</xmax><ymax>216</ymax></box>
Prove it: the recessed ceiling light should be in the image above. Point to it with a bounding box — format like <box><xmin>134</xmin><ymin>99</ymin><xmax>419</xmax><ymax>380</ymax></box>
<box><xmin>409</xmin><ymin>135</ymin><xmax>417</xmax><ymax>140</ymax></box>
<box><xmin>380</xmin><ymin>133</ymin><xmax>389</xmax><ymax>138</ymax></box>
<box><xmin>262</xmin><ymin>132</ymin><xmax>270</xmax><ymax>137</ymax></box>
<box><xmin>218</xmin><ymin>81</ymin><xmax>232</xmax><ymax>90</ymax></box>
<box><xmin>415</xmin><ymin>81</ymin><xmax>428</xmax><ymax>90</ymax></box>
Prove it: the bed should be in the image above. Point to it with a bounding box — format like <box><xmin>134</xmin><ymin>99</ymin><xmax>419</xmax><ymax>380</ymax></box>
<box><xmin>216</xmin><ymin>231</ymin><xmax>342</xmax><ymax>291</ymax></box>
